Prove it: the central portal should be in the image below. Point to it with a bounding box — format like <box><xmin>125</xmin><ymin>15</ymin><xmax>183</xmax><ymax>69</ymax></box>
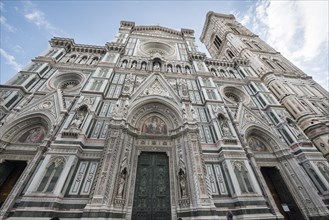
<box><xmin>132</xmin><ymin>152</ymin><xmax>171</xmax><ymax>220</ymax></box>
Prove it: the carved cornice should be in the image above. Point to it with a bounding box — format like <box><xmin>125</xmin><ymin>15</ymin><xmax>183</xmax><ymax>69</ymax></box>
<box><xmin>105</xmin><ymin>42</ymin><xmax>125</xmax><ymax>54</ymax></box>
<box><xmin>49</xmin><ymin>37</ymin><xmax>106</xmax><ymax>54</ymax></box>
<box><xmin>133</xmin><ymin>25</ymin><xmax>182</xmax><ymax>36</ymax></box>
<box><xmin>233</xmin><ymin>58</ymin><xmax>249</xmax><ymax>67</ymax></box>
<box><xmin>120</xmin><ymin>20</ymin><xmax>135</xmax><ymax>28</ymax></box>
<box><xmin>204</xmin><ymin>58</ymin><xmax>234</xmax><ymax>68</ymax></box>
<box><xmin>188</xmin><ymin>52</ymin><xmax>207</xmax><ymax>61</ymax></box>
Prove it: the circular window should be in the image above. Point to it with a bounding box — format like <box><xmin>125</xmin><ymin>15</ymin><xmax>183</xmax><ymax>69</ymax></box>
<box><xmin>59</xmin><ymin>80</ymin><xmax>80</xmax><ymax>89</ymax></box>
<box><xmin>225</xmin><ymin>92</ymin><xmax>240</xmax><ymax>102</ymax></box>
<box><xmin>49</xmin><ymin>72</ymin><xmax>83</xmax><ymax>90</ymax></box>
<box><xmin>140</xmin><ymin>42</ymin><xmax>174</xmax><ymax>57</ymax></box>
<box><xmin>222</xmin><ymin>86</ymin><xmax>248</xmax><ymax>103</ymax></box>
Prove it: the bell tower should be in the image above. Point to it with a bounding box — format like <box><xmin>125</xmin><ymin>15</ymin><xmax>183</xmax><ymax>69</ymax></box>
<box><xmin>200</xmin><ymin>11</ymin><xmax>329</xmax><ymax>160</ymax></box>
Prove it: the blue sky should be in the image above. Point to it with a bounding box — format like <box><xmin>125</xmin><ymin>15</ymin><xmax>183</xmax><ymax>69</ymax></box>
<box><xmin>1</xmin><ymin>0</ymin><xmax>328</xmax><ymax>90</ymax></box>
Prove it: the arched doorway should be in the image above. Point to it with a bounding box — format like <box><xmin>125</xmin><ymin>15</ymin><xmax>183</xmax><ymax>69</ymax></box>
<box><xmin>132</xmin><ymin>152</ymin><xmax>171</xmax><ymax>220</ymax></box>
<box><xmin>0</xmin><ymin>116</ymin><xmax>50</xmax><ymax>208</ymax></box>
<box><xmin>246</xmin><ymin>128</ymin><xmax>304</xmax><ymax>220</ymax></box>
<box><xmin>126</xmin><ymin>101</ymin><xmax>183</xmax><ymax>220</ymax></box>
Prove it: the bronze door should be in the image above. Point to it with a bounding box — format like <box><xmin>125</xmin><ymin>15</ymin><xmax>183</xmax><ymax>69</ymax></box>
<box><xmin>132</xmin><ymin>152</ymin><xmax>171</xmax><ymax>220</ymax></box>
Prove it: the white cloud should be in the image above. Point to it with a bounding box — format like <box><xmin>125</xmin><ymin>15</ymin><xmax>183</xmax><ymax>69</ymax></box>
<box><xmin>23</xmin><ymin>1</ymin><xmax>63</xmax><ymax>36</ymax></box>
<box><xmin>13</xmin><ymin>45</ymin><xmax>24</xmax><ymax>53</ymax></box>
<box><xmin>236</xmin><ymin>0</ymin><xmax>329</xmax><ymax>90</ymax></box>
<box><xmin>0</xmin><ymin>48</ymin><xmax>22</xmax><ymax>72</ymax></box>
<box><xmin>0</xmin><ymin>15</ymin><xmax>17</xmax><ymax>32</ymax></box>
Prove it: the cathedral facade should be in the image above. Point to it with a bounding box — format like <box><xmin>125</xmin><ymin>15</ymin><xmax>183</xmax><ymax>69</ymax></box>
<box><xmin>0</xmin><ymin>11</ymin><xmax>329</xmax><ymax>220</ymax></box>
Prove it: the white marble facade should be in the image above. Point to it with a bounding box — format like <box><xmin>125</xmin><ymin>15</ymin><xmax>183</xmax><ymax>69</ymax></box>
<box><xmin>0</xmin><ymin>12</ymin><xmax>328</xmax><ymax>220</ymax></box>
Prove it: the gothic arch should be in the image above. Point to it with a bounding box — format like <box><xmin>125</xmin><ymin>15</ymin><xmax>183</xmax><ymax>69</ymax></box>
<box><xmin>1</xmin><ymin>113</ymin><xmax>52</xmax><ymax>143</ymax></box>
<box><xmin>127</xmin><ymin>97</ymin><xmax>183</xmax><ymax>133</ymax></box>
<box><xmin>244</xmin><ymin>126</ymin><xmax>283</xmax><ymax>153</ymax></box>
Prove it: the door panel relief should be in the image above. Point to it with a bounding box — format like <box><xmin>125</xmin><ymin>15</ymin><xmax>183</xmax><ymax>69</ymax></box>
<box><xmin>132</xmin><ymin>152</ymin><xmax>171</xmax><ymax>220</ymax></box>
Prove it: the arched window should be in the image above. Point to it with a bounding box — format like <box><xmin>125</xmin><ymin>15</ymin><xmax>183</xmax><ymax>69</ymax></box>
<box><xmin>37</xmin><ymin>158</ymin><xmax>65</xmax><ymax>192</ymax></box>
<box><xmin>90</xmin><ymin>57</ymin><xmax>99</xmax><ymax>65</ymax></box>
<box><xmin>210</xmin><ymin>68</ymin><xmax>217</xmax><ymax>76</ymax></box>
<box><xmin>214</xmin><ymin>35</ymin><xmax>222</xmax><ymax>50</ymax></box>
<box><xmin>185</xmin><ymin>66</ymin><xmax>191</xmax><ymax>74</ymax></box>
<box><xmin>219</xmin><ymin>69</ymin><xmax>226</xmax><ymax>77</ymax></box>
<box><xmin>228</xmin><ymin>70</ymin><xmax>236</xmax><ymax>78</ymax></box>
<box><xmin>67</xmin><ymin>55</ymin><xmax>76</xmax><ymax>63</ymax></box>
<box><xmin>176</xmin><ymin>65</ymin><xmax>182</xmax><ymax>73</ymax></box>
<box><xmin>79</xmin><ymin>56</ymin><xmax>88</xmax><ymax>64</ymax></box>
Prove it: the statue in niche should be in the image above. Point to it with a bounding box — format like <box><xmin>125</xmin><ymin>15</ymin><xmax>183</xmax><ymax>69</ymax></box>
<box><xmin>18</xmin><ymin>127</ymin><xmax>45</xmax><ymax>144</ymax></box>
<box><xmin>131</xmin><ymin>61</ymin><xmax>137</xmax><ymax>69</ymax></box>
<box><xmin>90</xmin><ymin>57</ymin><xmax>98</xmax><ymax>65</ymax></box>
<box><xmin>177</xmin><ymin>66</ymin><xmax>182</xmax><ymax>73</ymax></box>
<box><xmin>178</xmin><ymin>168</ymin><xmax>187</xmax><ymax>197</ymax></box>
<box><xmin>117</xmin><ymin>168</ymin><xmax>127</xmax><ymax>198</ymax></box>
<box><xmin>153</xmin><ymin>62</ymin><xmax>161</xmax><ymax>71</ymax></box>
<box><xmin>167</xmin><ymin>65</ymin><xmax>172</xmax><ymax>72</ymax></box>
<box><xmin>69</xmin><ymin>107</ymin><xmax>87</xmax><ymax>130</ymax></box>
<box><xmin>66</xmin><ymin>55</ymin><xmax>76</xmax><ymax>63</ymax></box>
<box><xmin>141</xmin><ymin>62</ymin><xmax>146</xmax><ymax>70</ymax></box>
<box><xmin>218</xmin><ymin>114</ymin><xmax>231</xmax><ymax>137</ymax></box>
<box><xmin>69</xmin><ymin>114</ymin><xmax>84</xmax><ymax>130</ymax></box>
<box><xmin>190</xmin><ymin>105</ymin><xmax>197</xmax><ymax>121</ymax></box>
<box><xmin>79</xmin><ymin>56</ymin><xmax>87</xmax><ymax>64</ymax></box>
<box><xmin>114</xmin><ymin>99</ymin><xmax>121</xmax><ymax>113</ymax></box>
<box><xmin>248</xmin><ymin>137</ymin><xmax>265</xmax><ymax>151</ymax></box>
<box><xmin>186</xmin><ymin>67</ymin><xmax>191</xmax><ymax>74</ymax></box>
<box><xmin>121</xmin><ymin>60</ymin><xmax>127</xmax><ymax>68</ymax></box>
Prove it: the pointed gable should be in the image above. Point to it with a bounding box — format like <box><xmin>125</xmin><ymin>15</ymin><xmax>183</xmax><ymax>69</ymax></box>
<box><xmin>130</xmin><ymin>73</ymin><xmax>181</xmax><ymax>105</ymax></box>
<box><xmin>16</xmin><ymin>89</ymin><xmax>67</xmax><ymax>121</ymax></box>
<box><xmin>235</xmin><ymin>103</ymin><xmax>271</xmax><ymax>134</ymax></box>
